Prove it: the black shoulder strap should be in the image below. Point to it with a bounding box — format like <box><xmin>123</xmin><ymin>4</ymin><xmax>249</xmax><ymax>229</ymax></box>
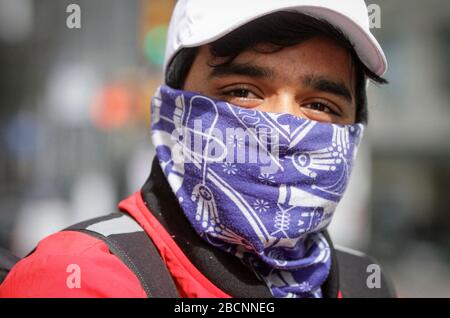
<box><xmin>0</xmin><ymin>247</ymin><xmax>20</xmax><ymax>285</ymax></box>
<box><xmin>64</xmin><ymin>213</ymin><xmax>179</xmax><ymax>298</ymax></box>
<box><xmin>335</xmin><ymin>246</ymin><xmax>396</xmax><ymax>298</ymax></box>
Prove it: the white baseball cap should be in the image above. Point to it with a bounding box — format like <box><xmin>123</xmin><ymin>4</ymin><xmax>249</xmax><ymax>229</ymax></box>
<box><xmin>164</xmin><ymin>0</ymin><xmax>387</xmax><ymax>76</ymax></box>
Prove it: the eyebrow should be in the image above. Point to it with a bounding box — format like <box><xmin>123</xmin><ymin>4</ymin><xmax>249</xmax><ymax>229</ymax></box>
<box><xmin>208</xmin><ymin>62</ymin><xmax>353</xmax><ymax>103</ymax></box>
<box><xmin>209</xmin><ymin>62</ymin><xmax>275</xmax><ymax>80</ymax></box>
<box><xmin>303</xmin><ymin>75</ymin><xmax>353</xmax><ymax>103</ymax></box>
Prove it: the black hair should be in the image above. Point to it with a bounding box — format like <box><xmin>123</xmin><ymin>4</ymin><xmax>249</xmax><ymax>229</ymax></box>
<box><xmin>165</xmin><ymin>12</ymin><xmax>388</xmax><ymax>124</ymax></box>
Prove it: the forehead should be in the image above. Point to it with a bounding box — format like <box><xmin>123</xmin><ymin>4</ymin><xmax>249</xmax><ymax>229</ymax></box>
<box><xmin>197</xmin><ymin>36</ymin><xmax>356</xmax><ymax>90</ymax></box>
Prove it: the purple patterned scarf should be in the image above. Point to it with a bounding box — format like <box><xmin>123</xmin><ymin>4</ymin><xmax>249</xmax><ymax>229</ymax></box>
<box><xmin>151</xmin><ymin>85</ymin><xmax>364</xmax><ymax>298</ymax></box>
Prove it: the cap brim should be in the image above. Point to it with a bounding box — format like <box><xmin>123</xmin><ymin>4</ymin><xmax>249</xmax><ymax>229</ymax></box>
<box><xmin>182</xmin><ymin>5</ymin><xmax>387</xmax><ymax>76</ymax></box>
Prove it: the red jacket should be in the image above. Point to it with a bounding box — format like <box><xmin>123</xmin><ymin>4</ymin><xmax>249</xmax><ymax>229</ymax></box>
<box><xmin>0</xmin><ymin>191</ymin><xmax>231</xmax><ymax>298</ymax></box>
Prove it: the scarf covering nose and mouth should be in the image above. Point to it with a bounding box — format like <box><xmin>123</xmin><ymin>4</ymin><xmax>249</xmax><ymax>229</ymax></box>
<box><xmin>151</xmin><ymin>85</ymin><xmax>364</xmax><ymax>298</ymax></box>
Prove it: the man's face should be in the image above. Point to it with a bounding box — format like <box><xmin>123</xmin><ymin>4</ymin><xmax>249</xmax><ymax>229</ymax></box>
<box><xmin>184</xmin><ymin>36</ymin><xmax>357</xmax><ymax>125</ymax></box>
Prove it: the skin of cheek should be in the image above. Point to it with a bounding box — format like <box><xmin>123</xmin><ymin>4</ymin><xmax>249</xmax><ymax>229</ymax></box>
<box><xmin>183</xmin><ymin>39</ymin><xmax>357</xmax><ymax>125</ymax></box>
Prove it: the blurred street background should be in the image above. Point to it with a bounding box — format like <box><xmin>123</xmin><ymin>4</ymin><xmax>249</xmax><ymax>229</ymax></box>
<box><xmin>0</xmin><ymin>0</ymin><xmax>449</xmax><ymax>297</ymax></box>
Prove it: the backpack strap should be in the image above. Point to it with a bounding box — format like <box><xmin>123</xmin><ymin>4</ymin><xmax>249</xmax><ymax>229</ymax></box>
<box><xmin>64</xmin><ymin>213</ymin><xmax>179</xmax><ymax>298</ymax></box>
<box><xmin>0</xmin><ymin>247</ymin><xmax>20</xmax><ymax>285</ymax></box>
<box><xmin>335</xmin><ymin>245</ymin><xmax>397</xmax><ymax>298</ymax></box>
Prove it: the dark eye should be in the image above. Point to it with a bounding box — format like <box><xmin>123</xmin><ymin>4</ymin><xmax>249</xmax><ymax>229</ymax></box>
<box><xmin>304</xmin><ymin>102</ymin><xmax>334</xmax><ymax>114</ymax></box>
<box><xmin>232</xmin><ymin>89</ymin><xmax>249</xmax><ymax>98</ymax></box>
<box><xmin>225</xmin><ymin>88</ymin><xmax>259</xmax><ymax>99</ymax></box>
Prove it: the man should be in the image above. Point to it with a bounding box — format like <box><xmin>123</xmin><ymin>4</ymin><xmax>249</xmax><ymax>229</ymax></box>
<box><xmin>0</xmin><ymin>0</ymin><xmax>395</xmax><ymax>298</ymax></box>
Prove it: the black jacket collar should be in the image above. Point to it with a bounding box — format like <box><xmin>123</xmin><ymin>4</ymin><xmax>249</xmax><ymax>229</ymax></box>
<box><xmin>141</xmin><ymin>157</ymin><xmax>339</xmax><ymax>298</ymax></box>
